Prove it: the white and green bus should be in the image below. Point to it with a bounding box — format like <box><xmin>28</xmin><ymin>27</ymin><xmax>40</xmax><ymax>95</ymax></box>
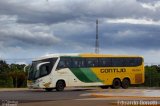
<box><xmin>27</xmin><ymin>53</ymin><xmax>144</xmax><ymax>91</ymax></box>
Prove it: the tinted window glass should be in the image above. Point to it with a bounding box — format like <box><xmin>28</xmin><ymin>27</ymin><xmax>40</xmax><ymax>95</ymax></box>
<box><xmin>56</xmin><ymin>57</ymin><xmax>143</xmax><ymax>69</ymax></box>
<box><xmin>30</xmin><ymin>58</ymin><xmax>57</xmax><ymax>80</ymax></box>
<box><xmin>99</xmin><ymin>57</ymin><xmax>143</xmax><ymax>67</ymax></box>
<box><xmin>99</xmin><ymin>58</ymin><xmax>112</xmax><ymax>67</ymax></box>
<box><xmin>57</xmin><ymin>57</ymin><xmax>72</xmax><ymax>69</ymax></box>
<box><xmin>125</xmin><ymin>58</ymin><xmax>136</xmax><ymax>66</ymax></box>
<box><xmin>112</xmin><ymin>57</ymin><xmax>143</xmax><ymax>67</ymax></box>
<box><xmin>86</xmin><ymin>58</ymin><xmax>99</xmax><ymax>67</ymax></box>
<box><xmin>39</xmin><ymin>63</ymin><xmax>50</xmax><ymax>77</ymax></box>
<box><xmin>135</xmin><ymin>58</ymin><xmax>143</xmax><ymax>66</ymax></box>
<box><xmin>112</xmin><ymin>58</ymin><xmax>124</xmax><ymax>67</ymax></box>
<box><xmin>125</xmin><ymin>57</ymin><xmax>143</xmax><ymax>66</ymax></box>
<box><xmin>72</xmin><ymin>58</ymin><xmax>86</xmax><ymax>68</ymax></box>
<box><xmin>58</xmin><ymin>60</ymin><xmax>66</xmax><ymax>68</ymax></box>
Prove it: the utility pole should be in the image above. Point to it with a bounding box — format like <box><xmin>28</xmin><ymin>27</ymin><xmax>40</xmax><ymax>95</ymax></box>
<box><xmin>95</xmin><ymin>19</ymin><xmax>99</xmax><ymax>54</ymax></box>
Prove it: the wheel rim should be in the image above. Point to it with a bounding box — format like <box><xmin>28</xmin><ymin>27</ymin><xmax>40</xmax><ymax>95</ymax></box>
<box><xmin>122</xmin><ymin>79</ymin><xmax>129</xmax><ymax>88</ymax></box>
<box><xmin>115</xmin><ymin>81</ymin><xmax>120</xmax><ymax>86</ymax></box>
<box><xmin>58</xmin><ymin>82</ymin><xmax>64</xmax><ymax>89</ymax></box>
<box><xmin>57</xmin><ymin>81</ymin><xmax>64</xmax><ymax>91</ymax></box>
<box><xmin>113</xmin><ymin>79</ymin><xmax>121</xmax><ymax>88</ymax></box>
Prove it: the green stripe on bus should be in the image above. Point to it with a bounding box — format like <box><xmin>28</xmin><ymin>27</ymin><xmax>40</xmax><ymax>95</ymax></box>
<box><xmin>70</xmin><ymin>68</ymin><xmax>92</xmax><ymax>82</ymax></box>
<box><xmin>79</xmin><ymin>68</ymin><xmax>101</xmax><ymax>82</ymax></box>
<box><xmin>70</xmin><ymin>68</ymin><xmax>101</xmax><ymax>83</ymax></box>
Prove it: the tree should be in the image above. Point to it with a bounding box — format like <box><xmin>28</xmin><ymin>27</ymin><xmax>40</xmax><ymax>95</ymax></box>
<box><xmin>9</xmin><ymin>64</ymin><xmax>27</xmax><ymax>88</ymax></box>
<box><xmin>0</xmin><ymin>60</ymin><xmax>13</xmax><ymax>87</ymax></box>
<box><xmin>144</xmin><ymin>65</ymin><xmax>160</xmax><ymax>87</ymax></box>
<box><xmin>0</xmin><ymin>60</ymin><xmax>27</xmax><ymax>88</ymax></box>
<box><xmin>0</xmin><ymin>60</ymin><xmax>10</xmax><ymax>73</ymax></box>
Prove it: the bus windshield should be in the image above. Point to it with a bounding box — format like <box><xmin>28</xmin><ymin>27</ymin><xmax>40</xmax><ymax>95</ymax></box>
<box><xmin>28</xmin><ymin>58</ymin><xmax>57</xmax><ymax>80</ymax></box>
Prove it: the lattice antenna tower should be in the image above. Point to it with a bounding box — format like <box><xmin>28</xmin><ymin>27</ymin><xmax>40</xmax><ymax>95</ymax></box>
<box><xmin>95</xmin><ymin>19</ymin><xmax>99</xmax><ymax>54</ymax></box>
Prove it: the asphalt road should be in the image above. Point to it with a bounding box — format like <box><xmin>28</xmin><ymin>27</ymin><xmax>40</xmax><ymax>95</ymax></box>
<box><xmin>0</xmin><ymin>88</ymin><xmax>160</xmax><ymax>106</ymax></box>
<box><xmin>0</xmin><ymin>88</ymin><xmax>114</xmax><ymax>106</ymax></box>
<box><xmin>0</xmin><ymin>88</ymin><xmax>93</xmax><ymax>102</ymax></box>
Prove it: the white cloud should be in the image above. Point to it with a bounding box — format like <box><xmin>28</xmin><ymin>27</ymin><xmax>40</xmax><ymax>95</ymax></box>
<box><xmin>52</xmin><ymin>21</ymin><xmax>93</xmax><ymax>36</ymax></box>
<box><xmin>141</xmin><ymin>1</ymin><xmax>160</xmax><ymax>11</ymax></box>
<box><xmin>0</xmin><ymin>22</ymin><xmax>61</xmax><ymax>47</ymax></box>
<box><xmin>117</xmin><ymin>30</ymin><xmax>134</xmax><ymax>37</ymax></box>
<box><xmin>0</xmin><ymin>15</ymin><xmax>17</xmax><ymax>22</ymax></box>
<box><xmin>107</xmin><ymin>18</ymin><xmax>160</xmax><ymax>25</ymax></box>
<box><xmin>143</xmin><ymin>50</ymin><xmax>160</xmax><ymax>65</ymax></box>
<box><xmin>0</xmin><ymin>0</ymin><xmax>160</xmax><ymax>64</ymax></box>
<box><xmin>15</xmin><ymin>61</ymin><xmax>27</xmax><ymax>65</ymax></box>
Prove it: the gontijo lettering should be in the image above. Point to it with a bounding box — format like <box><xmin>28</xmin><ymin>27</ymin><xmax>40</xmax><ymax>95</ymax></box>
<box><xmin>100</xmin><ymin>68</ymin><xmax>126</xmax><ymax>73</ymax></box>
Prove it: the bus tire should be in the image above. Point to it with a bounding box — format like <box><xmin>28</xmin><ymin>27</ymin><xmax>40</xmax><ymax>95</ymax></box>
<box><xmin>111</xmin><ymin>79</ymin><xmax>121</xmax><ymax>89</ymax></box>
<box><xmin>56</xmin><ymin>80</ymin><xmax>65</xmax><ymax>91</ymax></box>
<box><xmin>100</xmin><ymin>85</ymin><xmax>109</xmax><ymax>89</ymax></box>
<box><xmin>45</xmin><ymin>88</ymin><xmax>53</xmax><ymax>92</ymax></box>
<box><xmin>121</xmin><ymin>78</ymin><xmax>130</xmax><ymax>89</ymax></box>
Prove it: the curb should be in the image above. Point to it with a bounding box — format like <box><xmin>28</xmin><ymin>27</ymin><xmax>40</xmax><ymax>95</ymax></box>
<box><xmin>0</xmin><ymin>88</ymin><xmax>28</xmax><ymax>92</ymax></box>
<box><xmin>91</xmin><ymin>94</ymin><xmax>160</xmax><ymax>99</ymax></box>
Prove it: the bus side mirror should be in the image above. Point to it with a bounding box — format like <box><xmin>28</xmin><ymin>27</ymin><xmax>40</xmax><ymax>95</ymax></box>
<box><xmin>24</xmin><ymin>64</ymin><xmax>30</xmax><ymax>72</ymax></box>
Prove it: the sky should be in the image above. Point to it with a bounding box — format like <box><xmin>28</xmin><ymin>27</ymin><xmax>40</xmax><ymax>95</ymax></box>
<box><xmin>0</xmin><ymin>0</ymin><xmax>160</xmax><ymax>65</ymax></box>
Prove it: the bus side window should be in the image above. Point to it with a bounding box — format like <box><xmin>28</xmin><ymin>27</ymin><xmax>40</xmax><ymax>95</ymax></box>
<box><xmin>65</xmin><ymin>60</ymin><xmax>71</xmax><ymax>67</ymax></box>
<box><xmin>112</xmin><ymin>58</ymin><xmax>124</xmax><ymax>67</ymax></box>
<box><xmin>39</xmin><ymin>63</ymin><xmax>51</xmax><ymax>77</ymax></box>
<box><xmin>123</xmin><ymin>58</ymin><xmax>128</xmax><ymax>66</ymax></box>
<box><xmin>125</xmin><ymin>58</ymin><xmax>141</xmax><ymax>67</ymax></box>
<box><xmin>128</xmin><ymin>58</ymin><xmax>136</xmax><ymax>66</ymax></box>
<box><xmin>40</xmin><ymin>65</ymin><xmax>49</xmax><ymax>76</ymax></box>
<box><xmin>58</xmin><ymin>60</ymin><xmax>66</xmax><ymax>68</ymax></box>
<box><xmin>72</xmin><ymin>58</ymin><xmax>86</xmax><ymax>68</ymax></box>
<box><xmin>86</xmin><ymin>58</ymin><xmax>98</xmax><ymax>67</ymax></box>
<box><xmin>57</xmin><ymin>57</ymin><xmax>72</xmax><ymax>69</ymax></box>
<box><xmin>80</xmin><ymin>59</ymin><xmax>86</xmax><ymax>67</ymax></box>
<box><xmin>135</xmin><ymin>58</ymin><xmax>143</xmax><ymax>66</ymax></box>
<box><xmin>99</xmin><ymin>58</ymin><xmax>112</xmax><ymax>67</ymax></box>
<box><xmin>72</xmin><ymin>58</ymin><xmax>79</xmax><ymax>68</ymax></box>
<box><xmin>118</xmin><ymin>57</ymin><xmax>143</xmax><ymax>67</ymax></box>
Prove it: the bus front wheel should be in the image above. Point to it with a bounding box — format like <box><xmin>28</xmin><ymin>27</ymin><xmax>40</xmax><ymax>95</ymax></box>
<box><xmin>56</xmin><ymin>80</ymin><xmax>65</xmax><ymax>91</ymax></box>
<box><xmin>121</xmin><ymin>78</ymin><xmax>130</xmax><ymax>89</ymax></box>
<box><xmin>111</xmin><ymin>79</ymin><xmax>121</xmax><ymax>89</ymax></box>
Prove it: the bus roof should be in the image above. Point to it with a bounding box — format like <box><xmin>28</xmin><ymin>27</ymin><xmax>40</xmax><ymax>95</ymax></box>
<box><xmin>33</xmin><ymin>53</ymin><xmax>143</xmax><ymax>61</ymax></box>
